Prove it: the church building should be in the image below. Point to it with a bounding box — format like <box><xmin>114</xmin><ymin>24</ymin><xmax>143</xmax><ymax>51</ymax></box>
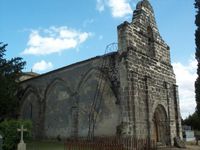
<box><xmin>19</xmin><ymin>0</ymin><xmax>182</xmax><ymax>146</ymax></box>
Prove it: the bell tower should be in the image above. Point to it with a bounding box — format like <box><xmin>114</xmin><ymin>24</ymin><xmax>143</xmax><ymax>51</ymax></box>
<box><xmin>117</xmin><ymin>0</ymin><xmax>182</xmax><ymax>146</ymax></box>
<box><xmin>118</xmin><ymin>0</ymin><xmax>171</xmax><ymax>64</ymax></box>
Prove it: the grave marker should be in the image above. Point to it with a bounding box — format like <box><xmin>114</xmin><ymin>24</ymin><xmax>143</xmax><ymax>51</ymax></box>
<box><xmin>0</xmin><ymin>134</ymin><xmax>2</xmax><ymax>150</ymax></box>
<box><xmin>17</xmin><ymin>125</ymin><xmax>27</xmax><ymax>150</ymax></box>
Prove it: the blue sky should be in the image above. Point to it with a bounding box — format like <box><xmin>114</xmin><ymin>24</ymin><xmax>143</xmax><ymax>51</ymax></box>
<box><xmin>0</xmin><ymin>0</ymin><xmax>197</xmax><ymax>118</ymax></box>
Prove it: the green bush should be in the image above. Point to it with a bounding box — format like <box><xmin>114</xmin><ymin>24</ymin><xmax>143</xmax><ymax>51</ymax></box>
<box><xmin>0</xmin><ymin>120</ymin><xmax>32</xmax><ymax>150</ymax></box>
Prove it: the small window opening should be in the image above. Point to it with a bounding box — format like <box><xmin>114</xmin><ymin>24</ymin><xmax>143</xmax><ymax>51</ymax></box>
<box><xmin>147</xmin><ymin>26</ymin><xmax>155</xmax><ymax>57</ymax></box>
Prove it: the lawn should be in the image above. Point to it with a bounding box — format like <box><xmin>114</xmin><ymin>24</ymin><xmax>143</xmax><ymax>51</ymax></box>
<box><xmin>27</xmin><ymin>141</ymin><xmax>90</xmax><ymax>150</ymax></box>
<box><xmin>27</xmin><ymin>141</ymin><xmax>65</xmax><ymax>150</ymax></box>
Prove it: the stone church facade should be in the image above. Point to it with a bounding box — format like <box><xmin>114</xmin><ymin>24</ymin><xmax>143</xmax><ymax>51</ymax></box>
<box><xmin>19</xmin><ymin>0</ymin><xmax>182</xmax><ymax>146</ymax></box>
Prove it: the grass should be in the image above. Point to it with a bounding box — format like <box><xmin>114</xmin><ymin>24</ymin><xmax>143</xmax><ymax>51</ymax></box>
<box><xmin>27</xmin><ymin>140</ymin><xmax>90</xmax><ymax>150</ymax></box>
<box><xmin>27</xmin><ymin>140</ymin><xmax>65</xmax><ymax>150</ymax></box>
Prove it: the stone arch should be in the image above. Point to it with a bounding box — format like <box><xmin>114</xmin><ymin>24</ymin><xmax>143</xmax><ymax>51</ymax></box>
<box><xmin>20</xmin><ymin>86</ymin><xmax>40</xmax><ymax>138</ymax></box>
<box><xmin>76</xmin><ymin>68</ymin><xmax>103</xmax><ymax>92</ymax></box>
<box><xmin>152</xmin><ymin>101</ymin><xmax>168</xmax><ymax>116</ymax></box>
<box><xmin>44</xmin><ymin>78</ymin><xmax>74</xmax><ymax>98</ymax></box>
<box><xmin>44</xmin><ymin>78</ymin><xmax>75</xmax><ymax>138</ymax></box>
<box><xmin>77</xmin><ymin>68</ymin><xmax>120</xmax><ymax>137</ymax></box>
<box><xmin>152</xmin><ymin>104</ymin><xmax>169</xmax><ymax>145</ymax></box>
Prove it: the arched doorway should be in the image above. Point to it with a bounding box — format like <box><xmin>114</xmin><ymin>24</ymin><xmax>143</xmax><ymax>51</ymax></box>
<box><xmin>152</xmin><ymin>105</ymin><xmax>169</xmax><ymax>145</ymax></box>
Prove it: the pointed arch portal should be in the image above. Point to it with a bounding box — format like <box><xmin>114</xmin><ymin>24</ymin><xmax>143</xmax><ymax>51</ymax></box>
<box><xmin>152</xmin><ymin>105</ymin><xmax>169</xmax><ymax>145</ymax></box>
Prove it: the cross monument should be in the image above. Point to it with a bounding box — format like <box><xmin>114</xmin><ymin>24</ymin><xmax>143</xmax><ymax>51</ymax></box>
<box><xmin>17</xmin><ymin>125</ymin><xmax>27</xmax><ymax>150</ymax></box>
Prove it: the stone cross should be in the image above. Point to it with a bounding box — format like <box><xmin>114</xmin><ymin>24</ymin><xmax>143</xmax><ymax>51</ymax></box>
<box><xmin>0</xmin><ymin>134</ymin><xmax>3</xmax><ymax>150</ymax></box>
<box><xmin>17</xmin><ymin>125</ymin><xmax>27</xmax><ymax>143</ymax></box>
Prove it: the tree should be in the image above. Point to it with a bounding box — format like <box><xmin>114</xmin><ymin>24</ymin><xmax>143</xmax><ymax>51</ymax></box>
<box><xmin>0</xmin><ymin>43</ymin><xmax>26</xmax><ymax>121</ymax></box>
<box><xmin>183</xmin><ymin>112</ymin><xmax>200</xmax><ymax>130</ymax></box>
<box><xmin>0</xmin><ymin>120</ymin><xmax>32</xmax><ymax>150</ymax></box>
<box><xmin>195</xmin><ymin>0</ymin><xmax>200</xmax><ymax>116</ymax></box>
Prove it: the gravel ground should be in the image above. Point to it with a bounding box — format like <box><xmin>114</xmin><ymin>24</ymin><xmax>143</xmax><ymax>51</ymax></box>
<box><xmin>186</xmin><ymin>145</ymin><xmax>200</xmax><ymax>150</ymax></box>
<box><xmin>158</xmin><ymin>144</ymin><xmax>200</xmax><ymax>150</ymax></box>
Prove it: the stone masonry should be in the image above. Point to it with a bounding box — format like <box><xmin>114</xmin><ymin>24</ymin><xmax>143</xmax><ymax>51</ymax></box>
<box><xmin>19</xmin><ymin>0</ymin><xmax>182</xmax><ymax>146</ymax></box>
<box><xmin>117</xmin><ymin>0</ymin><xmax>182</xmax><ymax>145</ymax></box>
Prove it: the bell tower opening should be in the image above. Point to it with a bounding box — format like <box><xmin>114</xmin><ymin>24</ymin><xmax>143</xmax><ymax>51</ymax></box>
<box><xmin>147</xmin><ymin>26</ymin><xmax>155</xmax><ymax>57</ymax></box>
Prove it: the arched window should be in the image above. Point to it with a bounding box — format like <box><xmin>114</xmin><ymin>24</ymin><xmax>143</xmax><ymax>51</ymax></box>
<box><xmin>147</xmin><ymin>26</ymin><xmax>155</xmax><ymax>57</ymax></box>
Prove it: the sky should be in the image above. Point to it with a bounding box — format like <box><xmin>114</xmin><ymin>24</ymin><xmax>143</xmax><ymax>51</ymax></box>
<box><xmin>0</xmin><ymin>0</ymin><xmax>197</xmax><ymax>119</ymax></box>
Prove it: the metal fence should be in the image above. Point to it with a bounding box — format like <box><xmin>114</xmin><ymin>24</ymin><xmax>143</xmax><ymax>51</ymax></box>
<box><xmin>64</xmin><ymin>137</ymin><xmax>156</xmax><ymax>150</ymax></box>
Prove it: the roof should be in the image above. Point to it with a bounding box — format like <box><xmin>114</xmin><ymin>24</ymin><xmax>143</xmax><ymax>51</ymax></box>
<box><xmin>22</xmin><ymin>72</ymin><xmax>39</xmax><ymax>76</ymax></box>
<box><xmin>20</xmin><ymin>51</ymin><xmax>118</xmax><ymax>83</ymax></box>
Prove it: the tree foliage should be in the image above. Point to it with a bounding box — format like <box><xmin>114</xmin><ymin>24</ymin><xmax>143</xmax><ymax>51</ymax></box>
<box><xmin>183</xmin><ymin>112</ymin><xmax>200</xmax><ymax>130</ymax></box>
<box><xmin>0</xmin><ymin>120</ymin><xmax>32</xmax><ymax>150</ymax></box>
<box><xmin>0</xmin><ymin>43</ymin><xmax>26</xmax><ymax>121</ymax></box>
<box><xmin>195</xmin><ymin>0</ymin><xmax>200</xmax><ymax>116</ymax></box>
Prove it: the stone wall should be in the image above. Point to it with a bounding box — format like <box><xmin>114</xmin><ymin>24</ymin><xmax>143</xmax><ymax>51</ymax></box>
<box><xmin>117</xmin><ymin>0</ymin><xmax>182</xmax><ymax>145</ymax></box>
<box><xmin>20</xmin><ymin>54</ymin><xmax>121</xmax><ymax>139</ymax></box>
<box><xmin>19</xmin><ymin>0</ymin><xmax>183</xmax><ymax>146</ymax></box>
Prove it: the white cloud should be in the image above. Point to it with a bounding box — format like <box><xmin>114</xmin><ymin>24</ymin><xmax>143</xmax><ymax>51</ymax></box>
<box><xmin>172</xmin><ymin>57</ymin><xmax>197</xmax><ymax>119</ymax></box>
<box><xmin>107</xmin><ymin>0</ymin><xmax>132</xmax><ymax>18</ymax></box>
<box><xmin>22</xmin><ymin>26</ymin><xmax>92</xmax><ymax>55</ymax></box>
<box><xmin>96</xmin><ymin>0</ymin><xmax>132</xmax><ymax>18</ymax></box>
<box><xmin>96</xmin><ymin>0</ymin><xmax>105</xmax><ymax>12</ymax></box>
<box><xmin>32</xmin><ymin>60</ymin><xmax>53</xmax><ymax>72</ymax></box>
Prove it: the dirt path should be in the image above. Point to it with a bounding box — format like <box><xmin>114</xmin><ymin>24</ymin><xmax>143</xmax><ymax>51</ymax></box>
<box><xmin>159</xmin><ymin>145</ymin><xmax>200</xmax><ymax>150</ymax></box>
<box><xmin>186</xmin><ymin>145</ymin><xmax>200</xmax><ymax>150</ymax></box>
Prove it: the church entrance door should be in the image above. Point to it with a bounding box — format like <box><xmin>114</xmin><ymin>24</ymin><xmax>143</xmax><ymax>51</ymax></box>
<box><xmin>152</xmin><ymin>105</ymin><xmax>168</xmax><ymax>145</ymax></box>
<box><xmin>152</xmin><ymin>119</ymin><xmax>158</xmax><ymax>142</ymax></box>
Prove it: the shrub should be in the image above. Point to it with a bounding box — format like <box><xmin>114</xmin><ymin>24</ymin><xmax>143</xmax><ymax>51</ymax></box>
<box><xmin>0</xmin><ymin>120</ymin><xmax>32</xmax><ymax>150</ymax></box>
